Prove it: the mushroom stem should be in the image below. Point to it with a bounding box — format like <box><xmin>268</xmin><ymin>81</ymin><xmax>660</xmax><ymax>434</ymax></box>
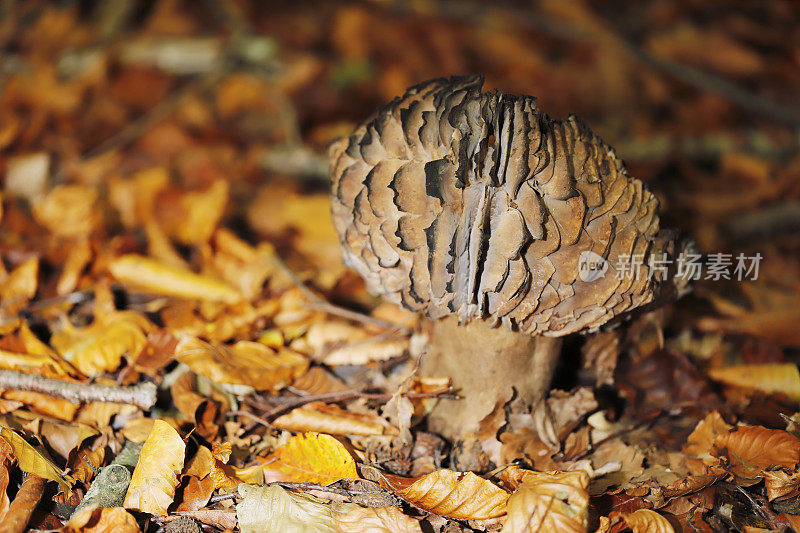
<box><xmin>421</xmin><ymin>316</ymin><xmax>562</xmax><ymax>439</ymax></box>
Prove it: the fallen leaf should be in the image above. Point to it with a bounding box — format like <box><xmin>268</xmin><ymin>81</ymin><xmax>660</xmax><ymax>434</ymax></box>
<box><xmin>51</xmin><ymin>311</ymin><xmax>152</xmax><ymax>377</ymax></box>
<box><xmin>108</xmin><ymin>254</ymin><xmax>242</xmax><ymax>303</ymax></box>
<box><xmin>0</xmin><ymin>426</ymin><xmax>74</xmax><ymax>495</ymax></box>
<box><xmin>123</xmin><ymin>419</ymin><xmax>185</xmax><ymax>515</ymax></box>
<box><xmin>0</xmin><ymin>257</ymin><xmax>38</xmax><ymax>314</ymax></box>
<box><xmin>273</xmin><ymin>401</ymin><xmax>393</xmax><ymax>436</ymax></box>
<box><xmin>4</xmin><ymin>152</ymin><xmax>49</xmax><ymax>202</ymax></box>
<box><xmin>261</xmin><ymin>432</ymin><xmax>358</xmax><ymax>486</ymax></box>
<box><xmin>619</xmin><ymin>508</ymin><xmax>675</xmax><ymax>532</ymax></box>
<box><xmin>501</xmin><ymin>470</ymin><xmax>589</xmax><ymax>533</ymax></box>
<box><xmin>236</xmin><ymin>484</ymin><xmax>421</xmax><ymax>533</ymax></box>
<box><xmin>380</xmin><ymin>469</ymin><xmax>509</xmax><ymax>519</ymax></box>
<box><xmin>64</xmin><ymin>506</ymin><xmax>141</xmax><ymax>533</ymax></box>
<box><xmin>32</xmin><ymin>184</ymin><xmax>98</xmax><ymax>238</ymax></box>
<box><xmin>713</xmin><ymin>426</ymin><xmax>800</xmax><ymax>484</ymax></box>
<box><xmin>56</xmin><ymin>238</ymin><xmax>92</xmax><ymax>296</ymax></box>
<box><xmin>108</xmin><ymin>167</ymin><xmax>169</xmax><ymax>229</ymax></box>
<box><xmin>175</xmin><ymin>337</ymin><xmax>308</xmax><ymax>390</ymax></box>
<box><xmin>156</xmin><ymin>180</ymin><xmax>228</xmax><ymax>245</ymax></box>
<box><xmin>708</xmin><ymin>363</ymin><xmax>800</xmax><ymax>401</ymax></box>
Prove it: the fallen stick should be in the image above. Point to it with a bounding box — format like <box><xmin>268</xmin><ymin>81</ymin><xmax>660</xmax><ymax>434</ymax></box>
<box><xmin>0</xmin><ymin>370</ymin><xmax>157</xmax><ymax>409</ymax></box>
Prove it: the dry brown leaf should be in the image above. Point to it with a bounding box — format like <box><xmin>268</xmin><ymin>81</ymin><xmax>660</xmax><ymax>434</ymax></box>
<box><xmin>501</xmin><ymin>470</ymin><xmax>589</xmax><ymax>533</ymax></box>
<box><xmin>305</xmin><ymin>321</ymin><xmax>409</xmax><ymax>365</ymax></box>
<box><xmin>32</xmin><ymin>184</ymin><xmax>98</xmax><ymax>238</ymax></box>
<box><xmin>123</xmin><ymin>419</ymin><xmax>186</xmax><ymax>515</ymax></box>
<box><xmin>175</xmin><ymin>474</ymin><xmax>215</xmax><ymax>512</ymax></box>
<box><xmin>108</xmin><ymin>254</ymin><xmax>242</xmax><ymax>304</ymax></box>
<box><xmin>0</xmin><ymin>257</ymin><xmax>38</xmax><ymax>314</ymax></box>
<box><xmin>619</xmin><ymin>509</ymin><xmax>675</xmax><ymax>532</ymax></box>
<box><xmin>683</xmin><ymin>411</ymin><xmax>732</xmax><ymax>475</ymax></box>
<box><xmin>175</xmin><ymin>336</ymin><xmax>308</xmax><ymax>390</ymax></box>
<box><xmin>764</xmin><ymin>469</ymin><xmax>800</xmax><ymax>502</ymax></box>
<box><xmin>290</xmin><ymin>366</ymin><xmax>349</xmax><ymax>395</ymax></box>
<box><xmin>708</xmin><ymin>363</ymin><xmax>800</xmax><ymax>401</ymax></box>
<box><xmin>64</xmin><ymin>506</ymin><xmax>141</xmax><ymax>533</ymax></box>
<box><xmin>260</xmin><ymin>432</ymin><xmax>358</xmax><ymax>486</ymax></box>
<box><xmin>0</xmin><ymin>426</ymin><xmax>74</xmax><ymax>495</ymax></box>
<box><xmin>0</xmin><ymin>458</ymin><xmax>10</xmax><ymax>523</ymax></box>
<box><xmin>273</xmin><ymin>401</ymin><xmax>393</xmax><ymax>436</ymax></box>
<box><xmin>184</xmin><ymin>445</ymin><xmax>214</xmax><ymax>479</ymax></box>
<box><xmin>380</xmin><ymin>469</ymin><xmax>509</xmax><ymax>519</ymax></box>
<box><xmin>713</xmin><ymin>426</ymin><xmax>800</xmax><ymax>484</ymax></box>
<box><xmin>51</xmin><ymin>311</ymin><xmax>152</xmax><ymax>377</ymax></box>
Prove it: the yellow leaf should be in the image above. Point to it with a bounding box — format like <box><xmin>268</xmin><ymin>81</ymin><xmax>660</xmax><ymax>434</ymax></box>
<box><xmin>381</xmin><ymin>469</ymin><xmax>509</xmax><ymax>520</ymax></box>
<box><xmin>273</xmin><ymin>401</ymin><xmax>393</xmax><ymax>436</ymax></box>
<box><xmin>109</xmin><ymin>254</ymin><xmax>242</xmax><ymax>303</ymax></box>
<box><xmin>51</xmin><ymin>311</ymin><xmax>151</xmax><ymax>377</ymax></box>
<box><xmin>32</xmin><ymin>184</ymin><xmax>98</xmax><ymax>238</ymax></box>
<box><xmin>175</xmin><ymin>337</ymin><xmax>308</xmax><ymax>390</ymax></box>
<box><xmin>124</xmin><ymin>419</ymin><xmax>185</xmax><ymax>515</ymax></box>
<box><xmin>708</xmin><ymin>363</ymin><xmax>800</xmax><ymax>401</ymax></box>
<box><xmin>501</xmin><ymin>470</ymin><xmax>589</xmax><ymax>533</ymax></box>
<box><xmin>0</xmin><ymin>426</ymin><xmax>74</xmax><ymax>495</ymax></box>
<box><xmin>620</xmin><ymin>509</ymin><xmax>675</xmax><ymax>533</ymax></box>
<box><xmin>0</xmin><ymin>257</ymin><xmax>38</xmax><ymax>313</ymax></box>
<box><xmin>261</xmin><ymin>432</ymin><xmax>358</xmax><ymax>486</ymax></box>
<box><xmin>109</xmin><ymin>167</ymin><xmax>169</xmax><ymax>229</ymax></box>
<box><xmin>56</xmin><ymin>238</ymin><xmax>92</xmax><ymax>296</ymax></box>
<box><xmin>64</xmin><ymin>506</ymin><xmax>141</xmax><ymax>533</ymax></box>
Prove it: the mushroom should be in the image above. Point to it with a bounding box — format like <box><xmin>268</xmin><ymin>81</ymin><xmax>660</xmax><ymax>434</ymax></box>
<box><xmin>329</xmin><ymin>75</ymin><xmax>692</xmax><ymax>439</ymax></box>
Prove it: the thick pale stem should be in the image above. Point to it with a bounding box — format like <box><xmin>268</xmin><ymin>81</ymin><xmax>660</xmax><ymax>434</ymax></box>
<box><xmin>421</xmin><ymin>317</ymin><xmax>562</xmax><ymax>439</ymax></box>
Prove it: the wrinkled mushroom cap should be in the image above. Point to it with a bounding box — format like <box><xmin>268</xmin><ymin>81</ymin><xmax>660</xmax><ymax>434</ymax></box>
<box><xmin>330</xmin><ymin>75</ymin><xmax>689</xmax><ymax>336</ymax></box>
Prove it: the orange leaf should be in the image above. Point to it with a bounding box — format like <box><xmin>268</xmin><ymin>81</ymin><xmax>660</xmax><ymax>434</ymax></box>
<box><xmin>0</xmin><ymin>257</ymin><xmax>38</xmax><ymax>314</ymax></box>
<box><xmin>32</xmin><ymin>184</ymin><xmax>98</xmax><ymax>238</ymax></box>
<box><xmin>381</xmin><ymin>469</ymin><xmax>509</xmax><ymax>520</ymax></box>
<box><xmin>620</xmin><ymin>509</ymin><xmax>675</xmax><ymax>532</ymax></box>
<box><xmin>64</xmin><ymin>506</ymin><xmax>141</xmax><ymax>533</ymax></box>
<box><xmin>713</xmin><ymin>426</ymin><xmax>800</xmax><ymax>483</ymax></box>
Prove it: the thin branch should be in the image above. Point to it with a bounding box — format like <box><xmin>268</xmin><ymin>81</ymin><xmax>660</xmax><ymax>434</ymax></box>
<box><xmin>237</xmin><ymin>387</ymin><xmax>456</xmax><ymax>421</ymax></box>
<box><xmin>0</xmin><ymin>370</ymin><xmax>157</xmax><ymax>409</ymax></box>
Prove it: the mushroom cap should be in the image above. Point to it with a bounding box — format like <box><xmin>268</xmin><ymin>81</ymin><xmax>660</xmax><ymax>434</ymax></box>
<box><xmin>330</xmin><ymin>75</ymin><xmax>689</xmax><ymax>336</ymax></box>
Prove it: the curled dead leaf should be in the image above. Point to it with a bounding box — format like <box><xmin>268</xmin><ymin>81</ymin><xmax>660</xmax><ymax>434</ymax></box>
<box><xmin>619</xmin><ymin>509</ymin><xmax>675</xmax><ymax>532</ymax></box>
<box><xmin>713</xmin><ymin>425</ymin><xmax>800</xmax><ymax>484</ymax></box>
<box><xmin>380</xmin><ymin>469</ymin><xmax>509</xmax><ymax>520</ymax></box>
<box><xmin>273</xmin><ymin>401</ymin><xmax>393</xmax><ymax>436</ymax></box>
<box><xmin>501</xmin><ymin>469</ymin><xmax>589</xmax><ymax>533</ymax></box>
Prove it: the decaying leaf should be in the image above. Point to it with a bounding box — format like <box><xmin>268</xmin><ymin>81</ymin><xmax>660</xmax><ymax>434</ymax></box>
<box><xmin>501</xmin><ymin>470</ymin><xmax>589</xmax><ymax>533</ymax></box>
<box><xmin>260</xmin><ymin>432</ymin><xmax>358</xmax><ymax>486</ymax></box>
<box><xmin>379</xmin><ymin>469</ymin><xmax>509</xmax><ymax>519</ymax></box>
<box><xmin>175</xmin><ymin>336</ymin><xmax>308</xmax><ymax>390</ymax></box>
<box><xmin>123</xmin><ymin>419</ymin><xmax>185</xmax><ymax>515</ymax></box>
<box><xmin>0</xmin><ymin>426</ymin><xmax>74</xmax><ymax>495</ymax></box>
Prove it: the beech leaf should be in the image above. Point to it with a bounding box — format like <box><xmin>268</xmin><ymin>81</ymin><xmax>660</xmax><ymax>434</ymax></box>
<box><xmin>619</xmin><ymin>509</ymin><xmax>675</xmax><ymax>532</ymax></box>
<box><xmin>261</xmin><ymin>432</ymin><xmax>358</xmax><ymax>486</ymax></box>
<box><xmin>123</xmin><ymin>419</ymin><xmax>185</xmax><ymax>515</ymax></box>
<box><xmin>0</xmin><ymin>426</ymin><xmax>74</xmax><ymax>495</ymax></box>
<box><xmin>380</xmin><ymin>469</ymin><xmax>509</xmax><ymax>519</ymax></box>
<box><xmin>501</xmin><ymin>470</ymin><xmax>589</xmax><ymax>533</ymax></box>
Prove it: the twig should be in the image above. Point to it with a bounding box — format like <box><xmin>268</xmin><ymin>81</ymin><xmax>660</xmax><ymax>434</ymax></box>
<box><xmin>207</xmin><ymin>492</ymin><xmax>240</xmax><ymax>505</ymax></box>
<box><xmin>0</xmin><ymin>370</ymin><xmax>157</xmax><ymax>409</ymax></box>
<box><xmin>238</xmin><ymin>388</ymin><xmax>456</xmax><ymax>421</ymax></box>
<box><xmin>226</xmin><ymin>410</ymin><xmax>273</xmax><ymax>428</ymax></box>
